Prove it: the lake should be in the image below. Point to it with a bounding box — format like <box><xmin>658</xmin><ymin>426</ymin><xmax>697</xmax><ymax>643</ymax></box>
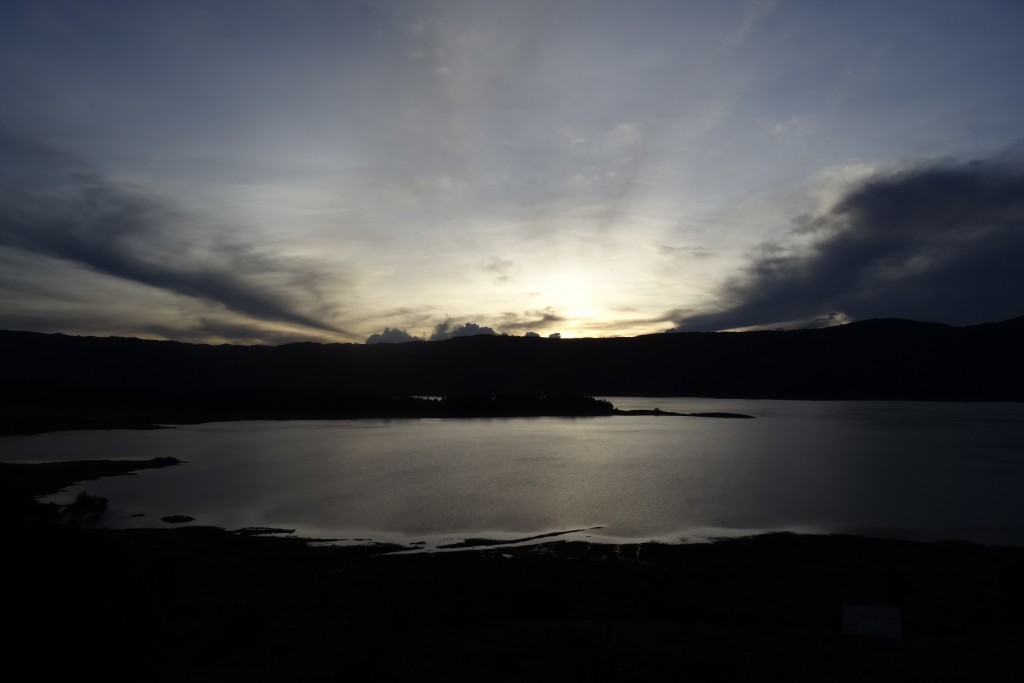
<box><xmin>3</xmin><ymin>398</ymin><xmax>1024</xmax><ymax>548</ymax></box>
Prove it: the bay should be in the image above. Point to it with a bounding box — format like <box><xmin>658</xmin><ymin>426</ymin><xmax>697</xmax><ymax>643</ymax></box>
<box><xmin>3</xmin><ymin>398</ymin><xmax>1023</xmax><ymax>547</ymax></box>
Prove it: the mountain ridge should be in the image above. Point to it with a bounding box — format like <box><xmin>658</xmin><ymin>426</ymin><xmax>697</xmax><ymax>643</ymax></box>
<box><xmin>2</xmin><ymin>316</ymin><xmax>1021</xmax><ymax>403</ymax></box>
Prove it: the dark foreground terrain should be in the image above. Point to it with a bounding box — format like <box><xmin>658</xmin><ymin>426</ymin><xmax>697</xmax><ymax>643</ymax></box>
<box><xmin>4</xmin><ymin>459</ymin><xmax>1024</xmax><ymax>681</ymax></box>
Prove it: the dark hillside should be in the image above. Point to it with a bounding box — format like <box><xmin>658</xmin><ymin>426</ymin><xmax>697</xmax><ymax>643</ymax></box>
<box><xmin>1</xmin><ymin>316</ymin><xmax>1022</xmax><ymax>431</ymax></box>
<box><xmin>2</xmin><ymin>317</ymin><xmax>1022</xmax><ymax>398</ymax></box>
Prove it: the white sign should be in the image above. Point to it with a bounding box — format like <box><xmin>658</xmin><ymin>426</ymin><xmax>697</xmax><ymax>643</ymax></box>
<box><xmin>842</xmin><ymin>605</ymin><xmax>903</xmax><ymax>638</ymax></box>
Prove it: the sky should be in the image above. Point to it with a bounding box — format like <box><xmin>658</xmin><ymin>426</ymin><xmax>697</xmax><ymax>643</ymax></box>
<box><xmin>1</xmin><ymin>0</ymin><xmax>1023</xmax><ymax>345</ymax></box>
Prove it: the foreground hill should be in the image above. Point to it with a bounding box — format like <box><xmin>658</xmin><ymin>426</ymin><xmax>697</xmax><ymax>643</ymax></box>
<box><xmin>1</xmin><ymin>316</ymin><xmax>1021</xmax><ymax>431</ymax></box>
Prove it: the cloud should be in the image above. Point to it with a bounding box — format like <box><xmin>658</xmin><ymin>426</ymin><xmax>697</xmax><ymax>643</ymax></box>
<box><xmin>675</xmin><ymin>151</ymin><xmax>1024</xmax><ymax>330</ymax></box>
<box><xmin>143</xmin><ymin>318</ymin><xmax>330</xmax><ymax>347</ymax></box>
<box><xmin>366</xmin><ymin>327</ymin><xmax>421</xmax><ymax>344</ymax></box>
<box><xmin>495</xmin><ymin>308</ymin><xmax>564</xmax><ymax>333</ymax></box>
<box><xmin>0</xmin><ymin>129</ymin><xmax>344</xmax><ymax>335</ymax></box>
<box><xmin>658</xmin><ymin>244</ymin><xmax>715</xmax><ymax>259</ymax></box>
<box><xmin>767</xmin><ymin>114</ymin><xmax>808</xmax><ymax>136</ymax></box>
<box><xmin>481</xmin><ymin>255</ymin><xmax>518</xmax><ymax>283</ymax></box>
<box><xmin>429</xmin><ymin>319</ymin><xmax>497</xmax><ymax>341</ymax></box>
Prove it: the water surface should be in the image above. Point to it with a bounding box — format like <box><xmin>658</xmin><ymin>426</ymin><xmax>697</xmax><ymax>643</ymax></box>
<box><xmin>3</xmin><ymin>398</ymin><xmax>1023</xmax><ymax>547</ymax></box>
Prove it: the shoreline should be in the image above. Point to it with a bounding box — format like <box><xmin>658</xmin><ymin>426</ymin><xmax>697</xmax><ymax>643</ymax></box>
<box><xmin>5</xmin><ymin>457</ymin><xmax>1024</xmax><ymax>679</ymax></box>
<box><xmin>0</xmin><ymin>405</ymin><xmax>756</xmax><ymax>437</ymax></box>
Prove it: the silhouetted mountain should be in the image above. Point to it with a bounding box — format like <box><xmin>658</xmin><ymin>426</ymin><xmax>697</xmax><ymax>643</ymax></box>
<box><xmin>1</xmin><ymin>316</ymin><xmax>1022</xmax><ymax>431</ymax></box>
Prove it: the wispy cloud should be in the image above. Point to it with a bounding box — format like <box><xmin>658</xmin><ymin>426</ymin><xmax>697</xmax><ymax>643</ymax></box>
<box><xmin>495</xmin><ymin>308</ymin><xmax>564</xmax><ymax>333</ymax></box>
<box><xmin>658</xmin><ymin>244</ymin><xmax>715</xmax><ymax>259</ymax></box>
<box><xmin>143</xmin><ymin>318</ymin><xmax>329</xmax><ymax>347</ymax></box>
<box><xmin>481</xmin><ymin>255</ymin><xmax>518</xmax><ymax>283</ymax></box>
<box><xmin>675</xmin><ymin>149</ymin><xmax>1024</xmax><ymax>330</ymax></box>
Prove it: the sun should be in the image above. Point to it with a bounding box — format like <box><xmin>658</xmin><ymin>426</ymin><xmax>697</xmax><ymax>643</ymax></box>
<box><xmin>523</xmin><ymin>270</ymin><xmax>613</xmax><ymax>336</ymax></box>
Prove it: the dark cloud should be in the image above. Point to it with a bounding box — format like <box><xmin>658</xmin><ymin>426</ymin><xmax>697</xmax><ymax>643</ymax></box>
<box><xmin>496</xmin><ymin>308</ymin><xmax>564</xmax><ymax>333</ymax></box>
<box><xmin>675</xmin><ymin>153</ymin><xmax>1024</xmax><ymax>330</ymax></box>
<box><xmin>0</xmin><ymin>129</ymin><xmax>344</xmax><ymax>335</ymax></box>
<box><xmin>365</xmin><ymin>327</ymin><xmax>421</xmax><ymax>344</ymax></box>
<box><xmin>429</xmin><ymin>319</ymin><xmax>497</xmax><ymax>341</ymax></box>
